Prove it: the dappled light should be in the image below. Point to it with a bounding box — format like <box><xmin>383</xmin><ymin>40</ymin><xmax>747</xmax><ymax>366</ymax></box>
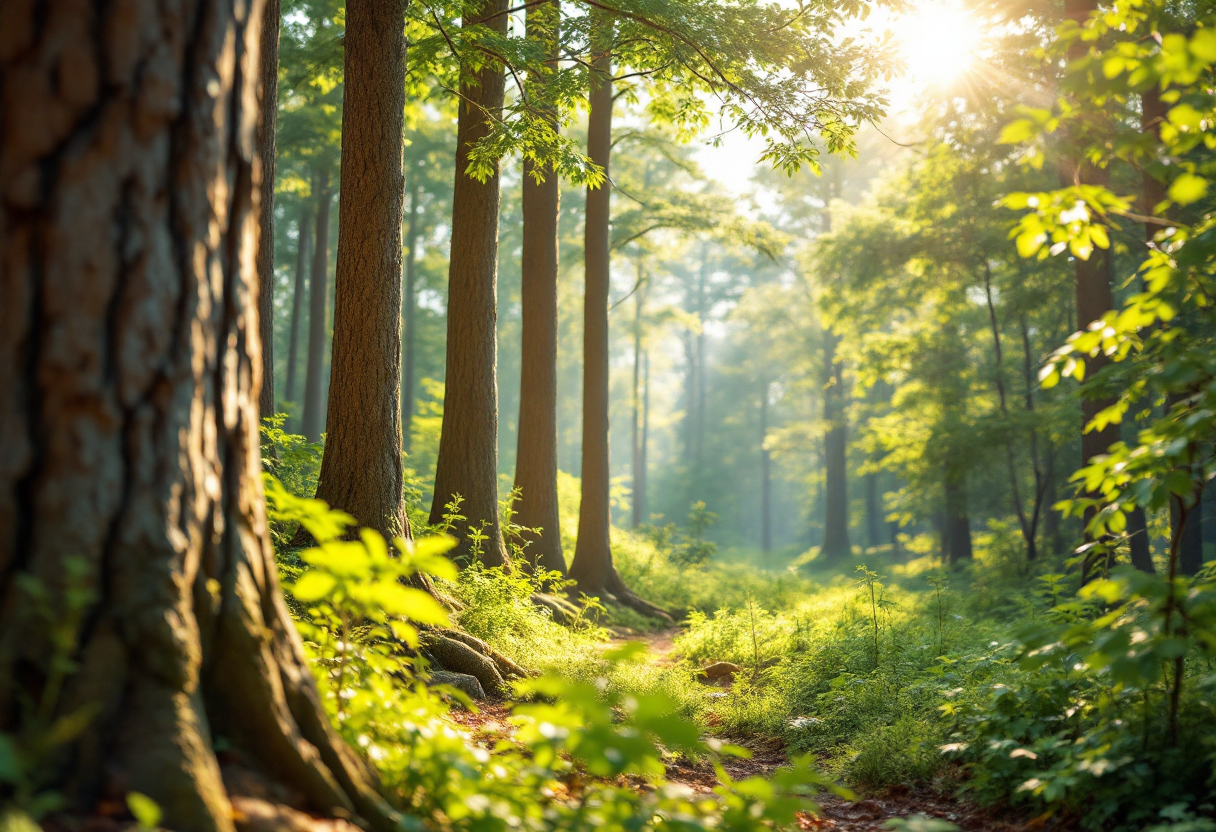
<box><xmin>4</xmin><ymin>1</ymin><xmax>1216</xmax><ymax>831</ymax></box>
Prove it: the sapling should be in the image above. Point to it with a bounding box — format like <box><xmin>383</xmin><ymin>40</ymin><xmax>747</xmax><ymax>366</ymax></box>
<box><xmin>927</xmin><ymin>574</ymin><xmax>947</xmax><ymax>656</ymax></box>
<box><xmin>855</xmin><ymin>565</ymin><xmax>884</xmax><ymax>669</ymax></box>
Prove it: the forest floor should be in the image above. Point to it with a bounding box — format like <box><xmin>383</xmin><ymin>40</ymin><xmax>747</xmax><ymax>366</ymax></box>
<box><xmin>449</xmin><ymin>626</ymin><xmax>1033</xmax><ymax>832</ymax></box>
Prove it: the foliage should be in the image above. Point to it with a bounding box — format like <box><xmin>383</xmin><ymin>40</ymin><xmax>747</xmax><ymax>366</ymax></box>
<box><xmin>266</xmin><ymin>478</ymin><xmax>857</xmax><ymax>830</ymax></box>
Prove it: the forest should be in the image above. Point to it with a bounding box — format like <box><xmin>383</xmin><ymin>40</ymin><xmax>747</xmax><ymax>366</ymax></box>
<box><xmin>2</xmin><ymin>0</ymin><xmax>1216</xmax><ymax>830</ymax></box>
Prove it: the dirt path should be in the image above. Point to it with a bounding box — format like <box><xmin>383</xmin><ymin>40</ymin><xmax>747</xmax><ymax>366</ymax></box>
<box><xmin>609</xmin><ymin>627</ymin><xmax>1031</xmax><ymax>832</ymax></box>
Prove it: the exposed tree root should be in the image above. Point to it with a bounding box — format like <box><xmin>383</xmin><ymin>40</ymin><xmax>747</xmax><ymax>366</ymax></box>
<box><xmin>531</xmin><ymin>591</ymin><xmax>582</xmax><ymax>626</ymax></box>
<box><xmin>421</xmin><ymin>633</ymin><xmax>513</xmax><ymax>698</ymax></box>
<box><xmin>438</xmin><ymin>629</ymin><xmax>534</xmax><ymax>680</ymax></box>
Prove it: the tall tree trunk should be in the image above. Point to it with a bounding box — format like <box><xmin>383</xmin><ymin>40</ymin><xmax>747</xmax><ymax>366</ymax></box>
<box><xmin>982</xmin><ymin>265</ymin><xmax>1037</xmax><ymax>560</ymax></box>
<box><xmin>257</xmin><ymin>0</ymin><xmax>282</xmax><ymax>421</ymax></box>
<box><xmin>0</xmin><ymin>4</ymin><xmax>397</xmax><ymax>831</ymax></box>
<box><xmin>630</xmin><ymin>265</ymin><xmax>645</xmax><ymax>530</ymax></box>
<box><xmin>512</xmin><ymin>0</ymin><xmax>565</xmax><ymax>573</ymax></box>
<box><xmin>944</xmin><ymin>470</ymin><xmax>973</xmax><ymax>564</ymax></box>
<box><xmin>429</xmin><ymin>0</ymin><xmax>512</xmax><ymax>568</ymax></box>
<box><xmin>285</xmin><ymin>202</ymin><xmax>313</xmax><ymax>417</ymax></box>
<box><xmin>640</xmin><ymin>347</ymin><xmax>650</xmax><ymax>524</ymax></box>
<box><xmin>301</xmin><ymin>169</ymin><xmax>333</xmax><ymax>442</ymax></box>
<box><xmin>864</xmin><ymin>470</ymin><xmax>881</xmax><ymax>550</ymax></box>
<box><xmin>694</xmin><ymin>243</ymin><xmax>708</xmax><ymax>475</ymax></box>
<box><xmin>821</xmin><ymin>330</ymin><xmax>851</xmax><ymax>560</ymax></box>
<box><xmin>1063</xmin><ymin>0</ymin><xmax>1120</xmax><ymax>575</ymax></box>
<box><xmin>402</xmin><ymin>173</ymin><xmax>422</xmax><ymax>455</ymax></box>
<box><xmin>310</xmin><ymin>0</ymin><xmax>410</xmax><ymax>541</ymax></box>
<box><xmin>568</xmin><ymin>20</ymin><xmax>669</xmax><ymax>621</ymax></box>
<box><xmin>1172</xmin><ymin>492</ymin><xmax>1204</xmax><ymax>576</ymax></box>
<box><xmin>760</xmin><ymin>385</ymin><xmax>772</xmax><ymax>552</ymax></box>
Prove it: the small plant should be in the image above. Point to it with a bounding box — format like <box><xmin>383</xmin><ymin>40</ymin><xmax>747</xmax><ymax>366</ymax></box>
<box><xmin>927</xmin><ymin>574</ymin><xmax>947</xmax><ymax>656</ymax></box>
<box><xmin>674</xmin><ymin>501</ymin><xmax>718</xmax><ymax>567</ymax></box>
<box><xmin>854</xmin><ymin>565</ymin><xmax>893</xmax><ymax>669</ymax></box>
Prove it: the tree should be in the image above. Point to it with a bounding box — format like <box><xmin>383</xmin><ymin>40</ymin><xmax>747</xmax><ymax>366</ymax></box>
<box><xmin>300</xmin><ymin>166</ymin><xmax>333</xmax><ymax>442</ymax></box>
<box><xmin>513</xmin><ymin>0</ymin><xmax>567</xmax><ymax>575</ymax></box>
<box><xmin>284</xmin><ymin>199</ymin><xmax>313</xmax><ymax>417</ymax></box>
<box><xmin>258</xmin><ymin>0</ymin><xmax>283</xmax><ymax>421</ymax></box>
<box><xmin>429</xmin><ymin>0</ymin><xmax>513</xmax><ymax>567</ymax></box>
<box><xmin>311</xmin><ymin>0</ymin><xmax>411</xmax><ymax>541</ymax></box>
<box><xmin>0</xmin><ymin>4</ymin><xmax>397</xmax><ymax>830</ymax></box>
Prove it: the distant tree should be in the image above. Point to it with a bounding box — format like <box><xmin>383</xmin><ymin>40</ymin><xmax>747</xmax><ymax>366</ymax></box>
<box><xmin>300</xmin><ymin>166</ymin><xmax>333</xmax><ymax>442</ymax></box>
<box><xmin>429</xmin><ymin>0</ymin><xmax>514</xmax><ymax>567</ymax></box>
<box><xmin>513</xmin><ymin>0</ymin><xmax>567</xmax><ymax>575</ymax></box>
<box><xmin>258</xmin><ymin>0</ymin><xmax>283</xmax><ymax>420</ymax></box>
<box><xmin>309</xmin><ymin>0</ymin><xmax>412</xmax><ymax>541</ymax></box>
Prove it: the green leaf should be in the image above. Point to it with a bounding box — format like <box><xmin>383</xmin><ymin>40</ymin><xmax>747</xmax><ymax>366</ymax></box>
<box><xmin>126</xmin><ymin>793</ymin><xmax>162</xmax><ymax>830</ymax></box>
<box><xmin>291</xmin><ymin>571</ymin><xmax>337</xmax><ymax>603</ymax></box>
<box><xmin>0</xmin><ymin>734</ymin><xmax>20</xmax><ymax>784</ymax></box>
<box><xmin>998</xmin><ymin>119</ymin><xmax>1038</xmax><ymax>145</ymax></box>
<box><xmin>1168</xmin><ymin>173</ymin><xmax>1208</xmax><ymax>205</ymax></box>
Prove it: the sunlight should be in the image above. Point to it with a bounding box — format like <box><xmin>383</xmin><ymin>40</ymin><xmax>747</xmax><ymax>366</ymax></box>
<box><xmin>897</xmin><ymin>1</ymin><xmax>981</xmax><ymax>86</ymax></box>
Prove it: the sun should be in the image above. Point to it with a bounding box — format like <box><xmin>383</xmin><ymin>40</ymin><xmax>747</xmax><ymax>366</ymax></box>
<box><xmin>897</xmin><ymin>1</ymin><xmax>981</xmax><ymax>86</ymax></box>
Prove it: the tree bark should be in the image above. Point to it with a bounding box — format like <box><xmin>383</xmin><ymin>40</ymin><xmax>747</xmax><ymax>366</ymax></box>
<box><xmin>429</xmin><ymin>0</ymin><xmax>512</xmax><ymax>568</ymax></box>
<box><xmin>257</xmin><ymin>0</ymin><xmax>281</xmax><ymax>422</ymax></box>
<box><xmin>512</xmin><ymin>0</ymin><xmax>565</xmax><ymax>574</ymax></box>
<box><xmin>0</xmin><ymin>4</ymin><xmax>397</xmax><ymax>831</ymax></box>
<box><xmin>568</xmin><ymin>21</ymin><xmax>670</xmax><ymax>621</ymax></box>
<box><xmin>301</xmin><ymin>169</ymin><xmax>333</xmax><ymax>443</ymax></box>
<box><xmin>285</xmin><ymin>201</ymin><xmax>313</xmax><ymax>414</ymax></box>
<box><xmin>821</xmin><ymin>330</ymin><xmax>851</xmax><ymax>560</ymax></box>
<box><xmin>402</xmin><ymin>173</ymin><xmax>422</xmax><ymax>454</ymax></box>
<box><xmin>312</xmin><ymin>0</ymin><xmax>410</xmax><ymax>542</ymax></box>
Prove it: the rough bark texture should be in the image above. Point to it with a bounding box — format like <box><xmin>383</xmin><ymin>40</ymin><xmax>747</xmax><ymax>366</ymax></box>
<box><xmin>429</xmin><ymin>0</ymin><xmax>511</xmax><ymax>568</ymax></box>
<box><xmin>567</xmin><ymin>29</ymin><xmax>671</xmax><ymax>623</ymax></box>
<box><xmin>257</xmin><ymin>0</ymin><xmax>281</xmax><ymax>421</ymax></box>
<box><xmin>402</xmin><ymin>174</ymin><xmax>421</xmax><ymax>454</ymax></box>
<box><xmin>285</xmin><ymin>202</ymin><xmax>313</xmax><ymax>409</ymax></box>
<box><xmin>821</xmin><ymin>331</ymin><xmax>851</xmax><ymax>560</ymax></box>
<box><xmin>312</xmin><ymin>0</ymin><xmax>410</xmax><ymax>542</ymax></box>
<box><xmin>301</xmin><ymin>169</ymin><xmax>332</xmax><ymax>442</ymax></box>
<box><xmin>0</xmin><ymin>4</ymin><xmax>397</xmax><ymax>831</ymax></box>
<box><xmin>512</xmin><ymin>0</ymin><xmax>564</xmax><ymax>575</ymax></box>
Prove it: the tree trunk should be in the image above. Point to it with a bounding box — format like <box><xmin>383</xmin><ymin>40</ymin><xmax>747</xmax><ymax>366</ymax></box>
<box><xmin>285</xmin><ymin>202</ymin><xmax>313</xmax><ymax>415</ymax></box>
<box><xmin>1063</xmin><ymin>0</ymin><xmax>1120</xmax><ymax>572</ymax></box>
<box><xmin>301</xmin><ymin>169</ymin><xmax>333</xmax><ymax>443</ymax></box>
<box><xmin>402</xmin><ymin>173</ymin><xmax>422</xmax><ymax>455</ymax></box>
<box><xmin>568</xmin><ymin>21</ymin><xmax>670</xmax><ymax>621</ymax></box>
<box><xmin>257</xmin><ymin>0</ymin><xmax>281</xmax><ymax>422</ymax></box>
<box><xmin>821</xmin><ymin>330</ymin><xmax>851</xmax><ymax>560</ymax></box>
<box><xmin>760</xmin><ymin>385</ymin><xmax>772</xmax><ymax>552</ymax></box>
<box><xmin>944</xmin><ymin>470</ymin><xmax>973</xmax><ymax>564</ymax></box>
<box><xmin>631</xmin><ymin>264</ymin><xmax>645</xmax><ymax>530</ymax></box>
<box><xmin>695</xmin><ymin>245</ymin><xmax>709</xmax><ymax>475</ymax></box>
<box><xmin>312</xmin><ymin>0</ymin><xmax>410</xmax><ymax>542</ymax></box>
<box><xmin>0</xmin><ymin>4</ymin><xmax>397</xmax><ymax>831</ymax></box>
<box><xmin>1173</xmin><ymin>490</ymin><xmax>1204</xmax><ymax>576</ymax></box>
<box><xmin>640</xmin><ymin>347</ymin><xmax>650</xmax><ymax>524</ymax></box>
<box><xmin>864</xmin><ymin>470</ymin><xmax>881</xmax><ymax>551</ymax></box>
<box><xmin>512</xmin><ymin>0</ymin><xmax>565</xmax><ymax>574</ymax></box>
<box><xmin>429</xmin><ymin>0</ymin><xmax>511</xmax><ymax>568</ymax></box>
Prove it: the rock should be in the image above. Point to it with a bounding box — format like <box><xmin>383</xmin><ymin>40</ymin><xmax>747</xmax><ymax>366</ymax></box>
<box><xmin>428</xmin><ymin>670</ymin><xmax>486</xmax><ymax>700</ymax></box>
<box><xmin>699</xmin><ymin>661</ymin><xmax>741</xmax><ymax>683</ymax></box>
